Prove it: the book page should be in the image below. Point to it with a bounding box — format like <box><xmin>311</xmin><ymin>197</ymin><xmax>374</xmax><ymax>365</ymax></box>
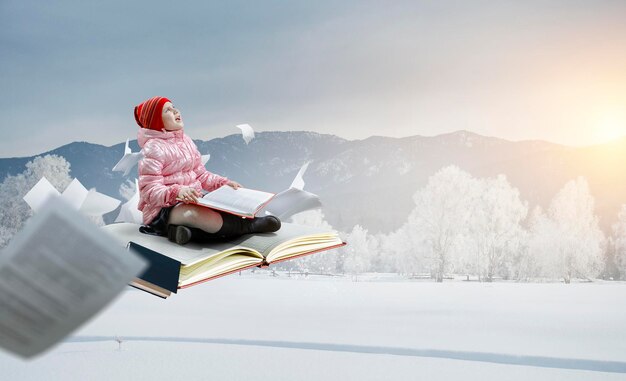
<box><xmin>60</xmin><ymin>178</ymin><xmax>89</xmax><ymax>210</ymax></box>
<box><xmin>266</xmin><ymin>240</ymin><xmax>344</xmax><ymax>263</ymax></box>
<box><xmin>198</xmin><ymin>186</ymin><xmax>274</xmax><ymax>216</ymax></box>
<box><xmin>22</xmin><ymin>177</ymin><xmax>60</xmax><ymax>213</ymax></box>
<box><xmin>258</xmin><ymin>187</ymin><xmax>322</xmax><ymax>220</ymax></box>
<box><xmin>112</xmin><ymin>152</ymin><xmax>143</xmax><ymax>176</ymax></box>
<box><xmin>79</xmin><ymin>188</ymin><xmax>121</xmax><ymax>216</ymax></box>
<box><xmin>0</xmin><ymin>198</ymin><xmax>146</xmax><ymax>358</ymax></box>
<box><xmin>228</xmin><ymin>222</ymin><xmax>341</xmax><ymax>257</ymax></box>
<box><xmin>179</xmin><ymin>252</ymin><xmax>263</xmax><ymax>286</ymax></box>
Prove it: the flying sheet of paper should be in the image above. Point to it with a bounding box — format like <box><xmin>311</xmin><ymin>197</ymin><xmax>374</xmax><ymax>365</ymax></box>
<box><xmin>60</xmin><ymin>178</ymin><xmax>89</xmax><ymax>210</ymax></box>
<box><xmin>25</xmin><ymin>177</ymin><xmax>122</xmax><ymax>219</ymax></box>
<box><xmin>22</xmin><ymin>177</ymin><xmax>60</xmax><ymax>213</ymax></box>
<box><xmin>114</xmin><ymin>179</ymin><xmax>142</xmax><ymax>224</ymax></box>
<box><xmin>201</xmin><ymin>154</ymin><xmax>210</xmax><ymax>166</ymax></box>
<box><xmin>0</xmin><ymin>197</ymin><xmax>146</xmax><ymax>359</ymax></box>
<box><xmin>235</xmin><ymin>124</ymin><xmax>255</xmax><ymax>144</ymax></box>
<box><xmin>80</xmin><ymin>188</ymin><xmax>121</xmax><ymax>216</ymax></box>
<box><xmin>112</xmin><ymin>139</ymin><xmax>143</xmax><ymax>176</ymax></box>
<box><xmin>259</xmin><ymin>187</ymin><xmax>322</xmax><ymax>220</ymax></box>
<box><xmin>290</xmin><ymin>161</ymin><xmax>311</xmax><ymax>190</ymax></box>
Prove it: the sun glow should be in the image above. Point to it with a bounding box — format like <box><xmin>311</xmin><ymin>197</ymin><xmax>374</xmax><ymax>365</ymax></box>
<box><xmin>593</xmin><ymin>110</ymin><xmax>626</xmax><ymax>144</ymax></box>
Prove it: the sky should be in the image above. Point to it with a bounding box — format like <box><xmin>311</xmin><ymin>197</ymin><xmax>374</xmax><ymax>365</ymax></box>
<box><xmin>1</xmin><ymin>0</ymin><xmax>626</xmax><ymax>157</ymax></box>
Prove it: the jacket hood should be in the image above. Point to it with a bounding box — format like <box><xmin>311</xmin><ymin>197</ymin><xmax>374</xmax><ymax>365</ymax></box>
<box><xmin>137</xmin><ymin>128</ymin><xmax>184</xmax><ymax>148</ymax></box>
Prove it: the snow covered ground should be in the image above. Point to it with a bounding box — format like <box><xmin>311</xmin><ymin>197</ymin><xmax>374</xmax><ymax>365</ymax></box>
<box><xmin>1</xmin><ymin>272</ymin><xmax>625</xmax><ymax>380</ymax></box>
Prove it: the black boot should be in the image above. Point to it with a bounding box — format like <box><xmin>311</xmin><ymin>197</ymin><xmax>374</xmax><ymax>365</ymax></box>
<box><xmin>187</xmin><ymin>227</ymin><xmax>221</xmax><ymax>243</ymax></box>
<box><xmin>214</xmin><ymin>213</ymin><xmax>281</xmax><ymax>240</ymax></box>
<box><xmin>246</xmin><ymin>215</ymin><xmax>282</xmax><ymax>234</ymax></box>
<box><xmin>177</xmin><ymin>214</ymin><xmax>282</xmax><ymax>244</ymax></box>
<box><xmin>167</xmin><ymin>224</ymin><xmax>192</xmax><ymax>245</ymax></box>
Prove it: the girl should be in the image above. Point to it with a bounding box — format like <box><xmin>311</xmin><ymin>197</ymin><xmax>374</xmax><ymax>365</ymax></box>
<box><xmin>134</xmin><ymin>96</ymin><xmax>280</xmax><ymax>245</ymax></box>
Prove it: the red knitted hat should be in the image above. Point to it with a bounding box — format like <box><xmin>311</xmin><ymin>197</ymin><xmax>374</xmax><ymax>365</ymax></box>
<box><xmin>134</xmin><ymin>96</ymin><xmax>171</xmax><ymax>131</ymax></box>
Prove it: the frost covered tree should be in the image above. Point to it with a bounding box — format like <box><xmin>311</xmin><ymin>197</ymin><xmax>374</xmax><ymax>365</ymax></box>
<box><xmin>545</xmin><ymin>177</ymin><xmax>604</xmax><ymax>283</ymax></box>
<box><xmin>524</xmin><ymin>206</ymin><xmax>557</xmax><ymax>280</ymax></box>
<box><xmin>371</xmin><ymin>230</ymin><xmax>402</xmax><ymax>273</ymax></box>
<box><xmin>603</xmin><ymin>237</ymin><xmax>620</xmax><ymax>280</ymax></box>
<box><xmin>380</xmin><ymin>225</ymin><xmax>425</xmax><ymax>276</ymax></box>
<box><xmin>0</xmin><ymin>155</ymin><xmax>72</xmax><ymax>248</ymax></box>
<box><xmin>24</xmin><ymin>155</ymin><xmax>72</xmax><ymax>189</ymax></box>
<box><xmin>277</xmin><ymin>210</ymin><xmax>340</xmax><ymax>275</ymax></box>
<box><xmin>118</xmin><ymin>179</ymin><xmax>136</xmax><ymax>201</ymax></box>
<box><xmin>508</xmin><ymin>228</ymin><xmax>530</xmax><ymax>281</ymax></box>
<box><xmin>611</xmin><ymin>205</ymin><xmax>626</xmax><ymax>280</ymax></box>
<box><xmin>342</xmin><ymin>225</ymin><xmax>374</xmax><ymax>281</ymax></box>
<box><xmin>405</xmin><ymin>166</ymin><xmax>480</xmax><ymax>282</ymax></box>
<box><xmin>0</xmin><ymin>227</ymin><xmax>13</xmax><ymax>252</ymax></box>
<box><xmin>463</xmin><ymin>175</ymin><xmax>528</xmax><ymax>281</ymax></box>
<box><xmin>290</xmin><ymin>209</ymin><xmax>333</xmax><ymax>230</ymax></box>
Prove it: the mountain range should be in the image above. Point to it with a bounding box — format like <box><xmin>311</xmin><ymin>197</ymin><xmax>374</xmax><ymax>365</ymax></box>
<box><xmin>1</xmin><ymin>130</ymin><xmax>625</xmax><ymax>234</ymax></box>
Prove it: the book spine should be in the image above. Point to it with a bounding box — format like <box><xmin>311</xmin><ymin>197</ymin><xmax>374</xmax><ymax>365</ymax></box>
<box><xmin>251</xmin><ymin>193</ymin><xmax>277</xmax><ymax>218</ymax></box>
<box><xmin>129</xmin><ymin>282</ymin><xmax>170</xmax><ymax>299</ymax></box>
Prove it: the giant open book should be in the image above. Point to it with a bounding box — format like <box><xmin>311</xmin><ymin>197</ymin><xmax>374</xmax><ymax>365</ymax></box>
<box><xmin>103</xmin><ymin>222</ymin><xmax>346</xmax><ymax>298</ymax></box>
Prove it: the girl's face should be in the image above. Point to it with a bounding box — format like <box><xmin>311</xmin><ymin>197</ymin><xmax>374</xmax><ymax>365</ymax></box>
<box><xmin>162</xmin><ymin>102</ymin><xmax>184</xmax><ymax>131</ymax></box>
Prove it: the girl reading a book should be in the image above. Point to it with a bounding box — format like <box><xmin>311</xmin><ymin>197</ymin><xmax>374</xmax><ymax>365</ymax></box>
<box><xmin>134</xmin><ymin>96</ymin><xmax>281</xmax><ymax>245</ymax></box>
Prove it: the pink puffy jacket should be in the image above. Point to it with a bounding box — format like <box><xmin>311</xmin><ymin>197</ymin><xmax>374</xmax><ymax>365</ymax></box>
<box><xmin>137</xmin><ymin>128</ymin><xmax>229</xmax><ymax>224</ymax></box>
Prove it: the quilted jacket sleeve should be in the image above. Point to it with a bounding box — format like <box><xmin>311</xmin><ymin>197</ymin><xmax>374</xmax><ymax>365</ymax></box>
<box><xmin>139</xmin><ymin>141</ymin><xmax>182</xmax><ymax>207</ymax></box>
<box><xmin>192</xmin><ymin>145</ymin><xmax>229</xmax><ymax>192</ymax></box>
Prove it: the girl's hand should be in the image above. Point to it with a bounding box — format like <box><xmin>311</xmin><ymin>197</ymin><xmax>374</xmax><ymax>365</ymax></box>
<box><xmin>227</xmin><ymin>180</ymin><xmax>242</xmax><ymax>190</ymax></box>
<box><xmin>177</xmin><ymin>187</ymin><xmax>201</xmax><ymax>203</ymax></box>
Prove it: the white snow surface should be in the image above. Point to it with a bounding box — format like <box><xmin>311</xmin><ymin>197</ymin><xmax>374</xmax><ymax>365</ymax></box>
<box><xmin>1</xmin><ymin>273</ymin><xmax>625</xmax><ymax>381</ymax></box>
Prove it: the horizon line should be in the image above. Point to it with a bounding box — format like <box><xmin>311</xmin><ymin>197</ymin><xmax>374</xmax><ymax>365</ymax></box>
<box><xmin>2</xmin><ymin>129</ymin><xmax>625</xmax><ymax>160</ymax></box>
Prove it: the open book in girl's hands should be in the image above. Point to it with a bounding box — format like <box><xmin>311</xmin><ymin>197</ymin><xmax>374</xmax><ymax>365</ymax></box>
<box><xmin>190</xmin><ymin>185</ymin><xmax>275</xmax><ymax>218</ymax></box>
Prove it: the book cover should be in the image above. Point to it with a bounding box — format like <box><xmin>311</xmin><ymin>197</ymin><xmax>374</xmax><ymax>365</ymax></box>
<box><xmin>128</xmin><ymin>242</ymin><xmax>180</xmax><ymax>294</ymax></box>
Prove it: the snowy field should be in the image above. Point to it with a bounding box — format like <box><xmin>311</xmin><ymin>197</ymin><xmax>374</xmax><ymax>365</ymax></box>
<box><xmin>1</xmin><ymin>272</ymin><xmax>626</xmax><ymax>381</ymax></box>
